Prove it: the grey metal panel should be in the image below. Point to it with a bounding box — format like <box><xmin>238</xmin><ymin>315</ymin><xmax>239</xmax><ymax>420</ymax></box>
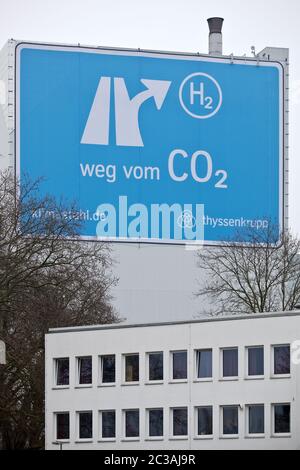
<box><xmin>0</xmin><ymin>40</ymin><xmax>15</xmax><ymax>171</ymax></box>
<box><xmin>47</xmin><ymin>309</ymin><xmax>300</xmax><ymax>334</ymax></box>
<box><xmin>110</xmin><ymin>242</ymin><xmax>206</xmax><ymax>323</ymax></box>
<box><xmin>258</xmin><ymin>47</ymin><xmax>289</xmax><ymax>233</ymax></box>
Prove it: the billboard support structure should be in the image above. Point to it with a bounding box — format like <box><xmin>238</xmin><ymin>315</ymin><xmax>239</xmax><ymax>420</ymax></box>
<box><xmin>258</xmin><ymin>46</ymin><xmax>289</xmax><ymax>234</ymax></box>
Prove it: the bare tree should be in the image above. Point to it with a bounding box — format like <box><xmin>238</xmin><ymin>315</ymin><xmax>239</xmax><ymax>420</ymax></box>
<box><xmin>0</xmin><ymin>170</ymin><xmax>119</xmax><ymax>449</ymax></box>
<box><xmin>196</xmin><ymin>224</ymin><xmax>300</xmax><ymax>315</ymax></box>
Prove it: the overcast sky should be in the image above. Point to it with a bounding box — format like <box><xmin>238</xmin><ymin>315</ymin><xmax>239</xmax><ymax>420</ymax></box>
<box><xmin>1</xmin><ymin>0</ymin><xmax>299</xmax><ymax>236</ymax></box>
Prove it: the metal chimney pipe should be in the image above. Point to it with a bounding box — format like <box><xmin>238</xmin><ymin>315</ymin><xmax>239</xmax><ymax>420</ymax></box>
<box><xmin>207</xmin><ymin>17</ymin><xmax>224</xmax><ymax>56</ymax></box>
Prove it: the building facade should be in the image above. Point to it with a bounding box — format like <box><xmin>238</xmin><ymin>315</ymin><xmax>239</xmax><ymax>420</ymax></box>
<box><xmin>45</xmin><ymin>311</ymin><xmax>300</xmax><ymax>450</ymax></box>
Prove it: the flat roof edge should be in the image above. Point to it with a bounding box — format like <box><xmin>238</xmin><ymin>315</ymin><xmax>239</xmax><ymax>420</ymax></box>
<box><xmin>5</xmin><ymin>39</ymin><xmax>285</xmax><ymax>64</ymax></box>
<box><xmin>47</xmin><ymin>310</ymin><xmax>300</xmax><ymax>335</ymax></box>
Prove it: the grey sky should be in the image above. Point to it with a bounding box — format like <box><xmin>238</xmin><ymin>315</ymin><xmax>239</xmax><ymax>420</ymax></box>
<box><xmin>1</xmin><ymin>0</ymin><xmax>299</xmax><ymax>236</ymax></box>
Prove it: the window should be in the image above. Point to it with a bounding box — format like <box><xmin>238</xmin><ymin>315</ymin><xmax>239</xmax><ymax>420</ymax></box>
<box><xmin>148</xmin><ymin>352</ymin><xmax>163</xmax><ymax>381</ymax></box>
<box><xmin>273</xmin><ymin>345</ymin><xmax>290</xmax><ymax>375</ymax></box>
<box><xmin>222</xmin><ymin>406</ymin><xmax>239</xmax><ymax>435</ymax></box>
<box><xmin>248</xmin><ymin>405</ymin><xmax>264</xmax><ymax>435</ymax></box>
<box><xmin>222</xmin><ymin>348</ymin><xmax>238</xmax><ymax>378</ymax></box>
<box><xmin>77</xmin><ymin>356</ymin><xmax>92</xmax><ymax>385</ymax></box>
<box><xmin>197</xmin><ymin>406</ymin><xmax>213</xmax><ymax>436</ymax></box>
<box><xmin>247</xmin><ymin>347</ymin><xmax>264</xmax><ymax>376</ymax></box>
<box><xmin>55</xmin><ymin>358</ymin><xmax>69</xmax><ymax>386</ymax></box>
<box><xmin>101</xmin><ymin>410</ymin><xmax>116</xmax><ymax>439</ymax></box>
<box><xmin>148</xmin><ymin>409</ymin><xmax>163</xmax><ymax>437</ymax></box>
<box><xmin>56</xmin><ymin>413</ymin><xmax>69</xmax><ymax>440</ymax></box>
<box><xmin>196</xmin><ymin>349</ymin><xmax>212</xmax><ymax>379</ymax></box>
<box><xmin>124</xmin><ymin>354</ymin><xmax>139</xmax><ymax>382</ymax></box>
<box><xmin>172</xmin><ymin>351</ymin><xmax>187</xmax><ymax>380</ymax></box>
<box><xmin>100</xmin><ymin>355</ymin><xmax>115</xmax><ymax>383</ymax></box>
<box><xmin>172</xmin><ymin>408</ymin><xmax>188</xmax><ymax>436</ymax></box>
<box><xmin>125</xmin><ymin>409</ymin><xmax>139</xmax><ymax>438</ymax></box>
<box><xmin>78</xmin><ymin>411</ymin><xmax>93</xmax><ymax>439</ymax></box>
<box><xmin>273</xmin><ymin>404</ymin><xmax>290</xmax><ymax>434</ymax></box>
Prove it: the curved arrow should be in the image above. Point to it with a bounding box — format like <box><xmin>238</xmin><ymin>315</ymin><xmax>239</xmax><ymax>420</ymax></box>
<box><xmin>114</xmin><ymin>78</ymin><xmax>171</xmax><ymax>147</ymax></box>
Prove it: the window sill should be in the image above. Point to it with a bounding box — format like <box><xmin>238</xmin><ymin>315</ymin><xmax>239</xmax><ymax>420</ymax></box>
<box><xmin>121</xmin><ymin>382</ymin><xmax>140</xmax><ymax>386</ymax></box>
<box><xmin>193</xmin><ymin>378</ymin><xmax>213</xmax><ymax>383</ymax></box>
<box><xmin>270</xmin><ymin>374</ymin><xmax>291</xmax><ymax>379</ymax></box>
<box><xmin>121</xmin><ymin>438</ymin><xmax>140</xmax><ymax>442</ymax></box>
<box><xmin>168</xmin><ymin>379</ymin><xmax>188</xmax><ymax>384</ymax></box>
<box><xmin>244</xmin><ymin>376</ymin><xmax>265</xmax><ymax>380</ymax></box>
<box><xmin>219</xmin><ymin>377</ymin><xmax>239</xmax><ymax>382</ymax></box>
<box><xmin>145</xmin><ymin>437</ymin><xmax>164</xmax><ymax>441</ymax></box>
<box><xmin>97</xmin><ymin>383</ymin><xmax>116</xmax><ymax>388</ymax></box>
<box><xmin>219</xmin><ymin>435</ymin><xmax>239</xmax><ymax>439</ymax></box>
<box><xmin>52</xmin><ymin>440</ymin><xmax>70</xmax><ymax>444</ymax></box>
<box><xmin>145</xmin><ymin>380</ymin><xmax>164</xmax><ymax>385</ymax></box>
<box><xmin>194</xmin><ymin>435</ymin><xmax>213</xmax><ymax>440</ymax></box>
<box><xmin>75</xmin><ymin>439</ymin><xmax>93</xmax><ymax>443</ymax></box>
<box><xmin>271</xmin><ymin>433</ymin><xmax>291</xmax><ymax>438</ymax></box>
<box><xmin>75</xmin><ymin>384</ymin><xmax>93</xmax><ymax>389</ymax></box>
<box><xmin>245</xmin><ymin>434</ymin><xmax>265</xmax><ymax>439</ymax></box>
<box><xmin>98</xmin><ymin>438</ymin><xmax>116</xmax><ymax>442</ymax></box>
<box><xmin>169</xmin><ymin>436</ymin><xmax>188</xmax><ymax>440</ymax></box>
<box><xmin>52</xmin><ymin>386</ymin><xmax>70</xmax><ymax>390</ymax></box>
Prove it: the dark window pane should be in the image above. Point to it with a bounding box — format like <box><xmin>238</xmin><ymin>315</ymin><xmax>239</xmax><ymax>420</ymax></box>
<box><xmin>79</xmin><ymin>412</ymin><xmax>93</xmax><ymax>439</ymax></box>
<box><xmin>249</xmin><ymin>405</ymin><xmax>264</xmax><ymax>434</ymax></box>
<box><xmin>78</xmin><ymin>357</ymin><xmax>92</xmax><ymax>384</ymax></box>
<box><xmin>223</xmin><ymin>406</ymin><xmax>238</xmax><ymax>435</ymax></box>
<box><xmin>274</xmin><ymin>404</ymin><xmax>290</xmax><ymax>433</ymax></box>
<box><xmin>101</xmin><ymin>355</ymin><xmax>115</xmax><ymax>383</ymax></box>
<box><xmin>172</xmin><ymin>351</ymin><xmax>187</xmax><ymax>380</ymax></box>
<box><xmin>198</xmin><ymin>407</ymin><xmax>213</xmax><ymax>435</ymax></box>
<box><xmin>173</xmin><ymin>408</ymin><xmax>188</xmax><ymax>436</ymax></box>
<box><xmin>56</xmin><ymin>358</ymin><xmax>69</xmax><ymax>386</ymax></box>
<box><xmin>125</xmin><ymin>355</ymin><xmax>139</xmax><ymax>382</ymax></box>
<box><xmin>197</xmin><ymin>350</ymin><xmax>212</xmax><ymax>378</ymax></box>
<box><xmin>223</xmin><ymin>349</ymin><xmax>238</xmax><ymax>377</ymax></box>
<box><xmin>149</xmin><ymin>353</ymin><xmax>163</xmax><ymax>381</ymax></box>
<box><xmin>102</xmin><ymin>411</ymin><xmax>115</xmax><ymax>438</ymax></box>
<box><xmin>56</xmin><ymin>413</ymin><xmax>69</xmax><ymax>440</ymax></box>
<box><xmin>149</xmin><ymin>409</ymin><xmax>163</xmax><ymax>437</ymax></box>
<box><xmin>125</xmin><ymin>410</ymin><xmax>139</xmax><ymax>437</ymax></box>
<box><xmin>248</xmin><ymin>347</ymin><xmax>264</xmax><ymax>376</ymax></box>
<box><xmin>274</xmin><ymin>346</ymin><xmax>290</xmax><ymax>375</ymax></box>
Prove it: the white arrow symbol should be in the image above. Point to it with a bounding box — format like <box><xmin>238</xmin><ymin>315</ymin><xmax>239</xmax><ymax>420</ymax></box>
<box><xmin>81</xmin><ymin>77</ymin><xmax>171</xmax><ymax>147</ymax></box>
<box><xmin>132</xmin><ymin>79</ymin><xmax>171</xmax><ymax>109</ymax></box>
<box><xmin>114</xmin><ymin>78</ymin><xmax>171</xmax><ymax>147</ymax></box>
<box><xmin>81</xmin><ymin>76</ymin><xmax>111</xmax><ymax>145</ymax></box>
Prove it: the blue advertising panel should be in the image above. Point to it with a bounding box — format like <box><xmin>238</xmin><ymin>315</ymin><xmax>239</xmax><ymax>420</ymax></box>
<box><xmin>16</xmin><ymin>44</ymin><xmax>283</xmax><ymax>244</ymax></box>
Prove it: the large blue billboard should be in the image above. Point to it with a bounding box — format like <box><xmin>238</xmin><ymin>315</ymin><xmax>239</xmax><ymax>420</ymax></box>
<box><xmin>16</xmin><ymin>44</ymin><xmax>283</xmax><ymax>244</ymax></box>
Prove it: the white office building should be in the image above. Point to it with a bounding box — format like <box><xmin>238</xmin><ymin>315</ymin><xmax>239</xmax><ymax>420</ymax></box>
<box><xmin>45</xmin><ymin>311</ymin><xmax>300</xmax><ymax>450</ymax></box>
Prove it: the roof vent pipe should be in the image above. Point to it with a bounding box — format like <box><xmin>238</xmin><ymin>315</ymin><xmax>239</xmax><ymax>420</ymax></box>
<box><xmin>207</xmin><ymin>17</ymin><xmax>224</xmax><ymax>56</ymax></box>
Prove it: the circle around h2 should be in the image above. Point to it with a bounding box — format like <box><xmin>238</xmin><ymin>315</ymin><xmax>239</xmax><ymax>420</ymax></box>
<box><xmin>179</xmin><ymin>72</ymin><xmax>222</xmax><ymax>119</ymax></box>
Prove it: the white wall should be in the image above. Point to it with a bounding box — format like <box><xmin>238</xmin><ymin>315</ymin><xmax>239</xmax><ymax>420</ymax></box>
<box><xmin>45</xmin><ymin>312</ymin><xmax>300</xmax><ymax>450</ymax></box>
